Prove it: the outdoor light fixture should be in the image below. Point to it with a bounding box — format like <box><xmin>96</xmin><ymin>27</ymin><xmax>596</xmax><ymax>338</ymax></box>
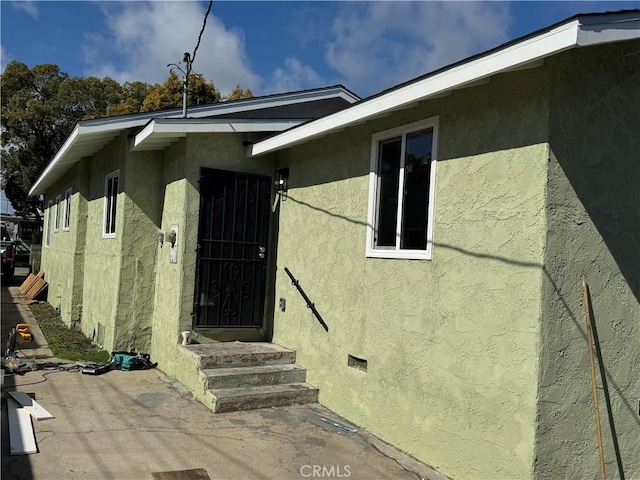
<box><xmin>275</xmin><ymin>167</ymin><xmax>289</xmax><ymax>194</ymax></box>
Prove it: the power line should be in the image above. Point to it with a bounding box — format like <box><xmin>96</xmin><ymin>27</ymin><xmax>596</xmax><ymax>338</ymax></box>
<box><xmin>191</xmin><ymin>0</ymin><xmax>213</xmax><ymax>67</ymax></box>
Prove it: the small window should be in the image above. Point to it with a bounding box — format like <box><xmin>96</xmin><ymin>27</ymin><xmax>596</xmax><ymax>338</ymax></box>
<box><xmin>103</xmin><ymin>171</ymin><xmax>119</xmax><ymax>238</ymax></box>
<box><xmin>366</xmin><ymin>117</ymin><xmax>438</xmax><ymax>260</ymax></box>
<box><xmin>63</xmin><ymin>188</ymin><xmax>72</xmax><ymax>231</ymax></box>
<box><xmin>54</xmin><ymin>195</ymin><xmax>61</xmax><ymax>232</ymax></box>
<box><xmin>45</xmin><ymin>200</ymin><xmax>52</xmax><ymax>246</ymax></box>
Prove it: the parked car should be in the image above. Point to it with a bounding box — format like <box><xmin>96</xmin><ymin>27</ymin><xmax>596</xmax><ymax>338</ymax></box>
<box><xmin>1</xmin><ymin>226</ymin><xmax>15</xmax><ymax>282</ymax></box>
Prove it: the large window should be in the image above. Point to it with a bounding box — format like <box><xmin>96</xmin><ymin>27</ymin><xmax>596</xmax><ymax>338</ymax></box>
<box><xmin>63</xmin><ymin>188</ymin><xmax>72</xmax><ymax>231</ymax></box>
<box><xmin>366</xmin><ymin>117</ymin><xmax>438</xmax><ymax>260</ymax></box>
<box><xmin>103</xmin><ymin>170</ymin><xmax>119</xmax><ymax>238</ymax></box>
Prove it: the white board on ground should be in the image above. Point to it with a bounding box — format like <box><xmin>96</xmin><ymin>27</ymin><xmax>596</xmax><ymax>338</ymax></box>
<box><xmin>8</xmin><ymin>391</ymin><xmax>54</xmax><ymax>420</ymax></box>
<box><xmin>7</xmin><ymin>398</ymin><xmax>38</xmax><ymax>455</ymax></box>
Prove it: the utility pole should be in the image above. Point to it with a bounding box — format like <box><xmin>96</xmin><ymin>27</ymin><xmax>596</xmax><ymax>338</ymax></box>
<box><xmin>182</xmin><ymin>52</ymin><xmax>191</xmax><ymax>118</ymax></box>
<box><xmin>168</xmin><ymin>52</ymin><xmax>192</xmax><ymax>119</ymax></box>
<box><xmin>169</xmin><ymin>0</ymin><xmax>212</xmax><ymax>118</ymax></box>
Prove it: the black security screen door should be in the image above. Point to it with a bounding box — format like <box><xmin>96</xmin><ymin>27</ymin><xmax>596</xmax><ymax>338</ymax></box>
<box><xmin>194</xmin><ymin>168</ymin><xmax>272</xmax><ymax>328</ymax></box>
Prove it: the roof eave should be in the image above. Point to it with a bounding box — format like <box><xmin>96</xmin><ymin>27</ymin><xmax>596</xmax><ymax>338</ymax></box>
<box><xmin>29</xmin><ymin>125</ymin><xmax>80</xmax><ymax>196</ymax></box>
<box><xmin>29</xmin><ymin>85</ymin><xmax>360</xmax><ymax>195</ymax></box>
<box><xmin>131</xmin><ymin>118</ymin><xmax>308</xmax><ymax>152</ymax></box>
<box><xmin>250</xmin><ymin>11</ymin><xmax>640</xmax><ymax>158</ymax></box>
<box><xmin>249</xmin><ymin>19</ymin><xmax>583</xmax><ymax>158</ymax></box>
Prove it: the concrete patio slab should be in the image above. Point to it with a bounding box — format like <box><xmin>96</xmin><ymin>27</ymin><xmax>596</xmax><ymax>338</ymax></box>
<box><xmin>1</xmin><ymin>273</ymin><xmax>446</xmax><ymax>480</ymax></box>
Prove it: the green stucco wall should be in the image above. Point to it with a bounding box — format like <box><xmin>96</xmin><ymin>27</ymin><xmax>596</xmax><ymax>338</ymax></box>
<box><xmin>36</xmin><ymin>39</ymin><xmax>638</xmax><ymax>480</ymax></box>
<box><xmin>149</xmin><ymin>134</ymin><xmax>276</xmax><ymax>400</ymax></box>
<box><xmin>42</xmin><ymin>129</ymin><xmax>278</xmax><ymax>403</ymax></box>
<box><xmin>149</xmin><ymin>139</ymin><xmax>191</xmax><ymax>385</ymax></box>
<box><xmin>42</xmin><ymin>132</ymin><xmax>164</xmax><ymax>353</ymax></box>
<box><xmin>535</xmin><ymin>41</ymin><xmax>640</xmax><ymax>479</ymax></box>
<box><xmin>113</xmin><ymin>148</ymin><xmax>163</xmax><ymax>352</ymax></box>
<box><xmin>40</xmin><ymin>159</ymin><xmax>90</xmax><ymax>329</ymax></box>
<box><xmin>272</xmin><ymin>67</ymin><xmax>550</xmax><ymax>479</ymax></box>
<box><xmin>79</xmin><ymin>134</ymin><xmax>126</xmax><ymax>350</ymax></box>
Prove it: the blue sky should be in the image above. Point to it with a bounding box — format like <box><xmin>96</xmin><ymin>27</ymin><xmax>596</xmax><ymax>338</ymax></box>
<box><xmin>2</xmin><ymin>0</ymin><xmax>638</xmax><ymax>101</ymax></box>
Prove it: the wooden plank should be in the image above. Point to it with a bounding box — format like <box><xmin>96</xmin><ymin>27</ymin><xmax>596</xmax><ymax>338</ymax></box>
<box><xmin>151</xmin><ymin>469</ymin><xmax>211</xmax><ymax>480</ymax></box>
<box><xmin>8</xmin><ymin>392</ymin><xmax>54</xmax><ymax>420</ymax></box>
<box><xmin>18</xmin><ymin>274</ymin><xmax>37</xmax><ymax>294</ymax></box>
<box><xmin>7</xmin><ymin>398</ymin><xmax>38</xmax><ymax>455</ymax></box>
<box><xmin>18</xmin><ymin>271</ymin><xmax>44</xmax><ymax>295</ymax></box>
<box><xmin>24</xmin><ymin>278</ymin><xmax>47</xmax><ymax>301</ymax></box>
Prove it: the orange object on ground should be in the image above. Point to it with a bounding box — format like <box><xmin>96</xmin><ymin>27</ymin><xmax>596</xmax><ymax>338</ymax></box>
<box><xmin>16</xmin><ymin>324</ymin><xmax>32</xmax><ymax>343</ymax></box>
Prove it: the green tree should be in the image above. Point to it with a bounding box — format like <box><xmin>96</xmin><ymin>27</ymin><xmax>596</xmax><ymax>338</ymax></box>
<box><xmin>106</xmin><ymin>81</ymin><xmax>154</xmax><ymax>116</ymax></box>
<box><xmin>57</xmin><ymin>76</ymin><xmax>124</xmax><ymax>120</ymax></box>
<box><xmin>1</xmin><ymin>62</ymin><xmax>251</xmax><ymax>219</ymax></box>
<box><xmin>1</xmin><ymin>62</ymin><xmax>73</xmax><ymax>219</ymax></box>
<box><xmin>225</xmin><ymin>85</ymin><xmax>254</xmax><ymax>101</ymax></box>
<box><xmin>0</xmin><ymin>62</ymin><xmax>126</xmax><ymax>218</ymax></box>
<box><xmin>140</xmin><ymin>72</ymin><xmax>221</xmax><ymax>112</ymax></box>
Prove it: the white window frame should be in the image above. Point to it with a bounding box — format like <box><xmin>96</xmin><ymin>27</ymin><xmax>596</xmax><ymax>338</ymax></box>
<box><xmin>54</xmin><ymin>195</ymin><xmax>61</xmax><ymax>232</ymax></box>
<box><xmin>63</xmin><ymin>188</ymin><xmax>72</xmax><ymax>231</ymax></box>
<box><xmin>103</xmin><ymin>170</ymin><xmax>119</xmax><ymax>239</ymax></box>
<box><xmin>45</xmin><ymin>200</ymin><xmax>52</xmax><ymax>247</ymax></box>
<box><xmin>366</xmin><ymin>117</ymin><xmax>439</xmax><ymax>260</ymax></box>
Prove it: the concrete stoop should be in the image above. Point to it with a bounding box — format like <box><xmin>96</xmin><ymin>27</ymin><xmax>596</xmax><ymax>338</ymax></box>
<box><xmin>184</xmin><ymin>342</ymin><xmax>319</xmax><ymax>413</ymax></box>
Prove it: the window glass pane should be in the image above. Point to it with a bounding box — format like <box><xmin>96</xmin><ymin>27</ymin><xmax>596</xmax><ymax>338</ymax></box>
<box><xmin>104</xmin><ymin>174</ymin><xmax>118</xmax><ymax>235</ymax></box>
<box><xmin>376</xmin><ymin>137</ymin><xmax>401</xmax><ymax>247</ymax></box>
<box><xmin>55</xmin><ymin>198</ymin><xmax>61</xmax><ymax>230</ymax></box>
<box><xmin>46</xmin><ymin>203</ymin><xmax>52</xmax><ymax>245</ymax></box>
<box><xmin>110</xmin><ymin>176</ymin><xmax>118</xmax><ymax>233</ymax></box>
<box><xmin>105</xmin><ymin>179</ymin><xmax>112</xmax><ymax>234</ymax></box>
<box><xmin>401</xmin><ymin>129</ymin><xmax>433</xmax><ymax>250</ymax></box>
<box><xmin>64</xmin><ymin>191</ymin><xmax>71</xmax><ymax>229</ymax></box>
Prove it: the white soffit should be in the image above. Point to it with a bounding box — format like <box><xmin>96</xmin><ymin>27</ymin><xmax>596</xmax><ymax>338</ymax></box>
<box><xmin>250</xmin><ymin>11</ymin><xmax>640</xmax><ymax>157</ymax></box>
<box><xmin>131</xmin><ymin>119</ymin><xmax>306</xmax><ymax>151</ymax></box>
<box><xmin>29</xmin><ymin>124</ymin><xmax>125</xmax><ymax>195</ymax></box>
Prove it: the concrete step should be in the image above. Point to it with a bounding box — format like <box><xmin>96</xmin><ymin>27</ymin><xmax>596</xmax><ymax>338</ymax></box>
<box><xmin>185</xmin><ymin>342</ymin><xmax>296</xmax><ymax>369</ymax></box>
<box><xmin>212</xmin><ymin>383</ymin><xmax>319</xmax><ymax>413</ymax></box>
<box><xmin>204</xmin><ymin>364</ymin><xmax>308</xmax><ymax>389</ymax></box>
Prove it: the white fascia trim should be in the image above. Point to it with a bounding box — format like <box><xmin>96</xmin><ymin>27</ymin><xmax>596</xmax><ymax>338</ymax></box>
<box><xmin>29</xmin><ymin>125</ymin><xmax>79</xmax><ymax>196</ymax></box>
<box><xmin>28</xmin><ymin>118</ymin><xmax>150</xmax><ymax>195</ymax></box>
<box><xmin>132</xmin><ymin>119</ymin><xmax>306</xmax><ymax>151</ymax></box>
<box><xmin>249</xmin><ymin>20</ymin><xmax>581</xmax><ymax>157</ymax></box>
<box><xmin>29</xmin><ymin>87</ymin><xmax>360</xmax><ymax>194</ymax></box>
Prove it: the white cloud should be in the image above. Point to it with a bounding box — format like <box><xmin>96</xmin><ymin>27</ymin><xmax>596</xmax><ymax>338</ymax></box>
<box><xmin>83</xmin><ymin>2</ymin><xmax>260</xmax><ymax>96</ymax></box>
<box><xmin>324</xmin><ymin>2</ymin><xmax>514</xmax><ymax>96</ymax></box>
<box><xmin>11</xmin><ymin>1</ymin><xmax>39</xmax><ymax>19</ymax></box>
<box><xmin>80</xmin><ymin>1</ymin><xmax>515</xmax><ymax>98</ymax></box>
<box><xmin>267</xmin><ymin>58</ymin><xmax>322</xmax><ymax>94</ymax></box>
<box><xmin>1</xmin><ymin>44</ymin><xmax>13</xmax><ymax>72</ymax></box>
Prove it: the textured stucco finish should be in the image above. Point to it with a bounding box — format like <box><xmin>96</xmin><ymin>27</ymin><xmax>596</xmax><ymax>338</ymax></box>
<box><xmin>79</xmin><ymin>134</ymin><xmax>126</xmax><ymax>349</ymax></box>
<box><xmin>36</xmin><ymin>40</ymin><xmax>639</xmax><ymax>480</ymax></box>
<box><xmin>535</xmin><ymin>41</ymin><xmax>640</xmax><ymax>479</ymax></box>
<box><xmin>149</xmin><ymin>134</ymin><xmax>276</xmax><ymax>404</ymax></box>
<box><xmin>113</xmin><ymin>148</ymin><xmax>163</xmax><ymax>352</ymax></box>
<box><xmin>40</xmin><ymin>160</ymin><xmax>89</xmax><ymax>329</ymax></box>
<box><xmin>41</xmin><ymin>133</ymin><xmax>163</xmax><ymax>352</ymax></box>
<box><xmin>271</xmin><ymin>68</ymin><xmax>549</xmax><ymax>479</ymax></box>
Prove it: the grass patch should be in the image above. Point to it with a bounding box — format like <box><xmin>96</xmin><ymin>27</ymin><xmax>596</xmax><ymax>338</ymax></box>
<box><xmin>29</xmin><ymin>303</ymin><xmax>110</xmax><ymax>363</ymax></box>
